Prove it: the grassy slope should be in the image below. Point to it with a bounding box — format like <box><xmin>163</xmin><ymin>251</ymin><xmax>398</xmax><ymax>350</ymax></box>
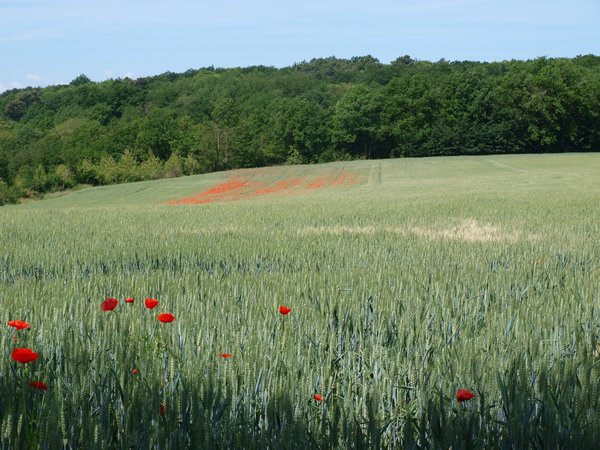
<box><xmin>10</xmin><ymin>153</ymin><xmax>600</xmax><ymax>250</ymax></box>
<box><xmin>11</xmin><ymin>153</ymin><xmax>598</xmax><ymax>209</ymax></box>
<box><xmin>2</xmin><ymin>153</ymin><xmax>600</xmax><ymax>448</ymax></box>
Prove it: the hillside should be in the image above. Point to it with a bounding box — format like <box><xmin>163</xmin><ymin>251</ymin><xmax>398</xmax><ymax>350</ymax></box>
<box><xmin>2</xmin><ymin>154</ymin><xmax>600</xmax><ymax>447</ymax></box>
<box><xmin>1</xmin><ymin>55</ymin><xmax>599</xmax><ymax>205</ymax></box>
<box><xmin>11</xmin><ymin>152</ymin><xmax>599</xmax><ymax>210</ymax></box>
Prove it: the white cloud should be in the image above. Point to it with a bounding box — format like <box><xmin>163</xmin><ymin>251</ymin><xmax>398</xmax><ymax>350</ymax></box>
<box><xmin>0</xmin><ymin>26</ymin><xmax>60</xmax><ymax>42</ymax></box>
<box><xmin>26</xmin><ymin>73</ymin><xmax>43</xmax><ymax>81</ymax></box>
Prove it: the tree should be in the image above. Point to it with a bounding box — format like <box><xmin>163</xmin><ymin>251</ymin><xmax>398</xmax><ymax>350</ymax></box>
<box><xmin>3</xmin><ymin>90</ymin><xmax>40</xmax><ymax>121</ymax></box>
<box><xmin>0</xmin><ymin>178</ymin><xmax>15</xmax><ymax>205</ymax></box>
<box><xmin>269</xmin><ymin>97</ymin><xmax>331</xmax><ymax>163</ymax></box>
<box><xmin>332</xmin><ymin>84</ymin><xmax>385</xmax><ymax>158</ymax></box>
<box><xmin>53</xmin><ymin>164</ymin><xmax>75</xmax><ymax>189</ymax></box>
<box><xmin>70</xmin><ymin>74</ymin><xmax>92</xmax><ymax>86</ymax></box>
<box><xmin>381</xmin><ymin>74</ymin><xmax>443</xmax><ymax>157</ymax></box>
<box><xmin>135</xmin><ymin>108</ymin><xmax>176</xmax><ymax>159</ymax></box>
<box><xmin>163</xmin><ymin>152</ymin><xmax>184</xmax><ymax>178</ymax></box>
<box><xmin>138</xmin><ymin>154</ymin><xmax>163</xmax><ymax>180</ymax></box>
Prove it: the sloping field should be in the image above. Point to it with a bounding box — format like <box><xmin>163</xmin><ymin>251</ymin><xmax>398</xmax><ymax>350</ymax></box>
<box><xmin>2</xmin><ymin>153</ymin><xmax>600</xmax><ymax>448</ymax></box>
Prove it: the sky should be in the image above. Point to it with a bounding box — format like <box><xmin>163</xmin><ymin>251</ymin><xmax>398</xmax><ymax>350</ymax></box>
<box><xmin>1</xmin><ymin>0</ymin><xmax>599</xmax><ymax>92</ymax></box>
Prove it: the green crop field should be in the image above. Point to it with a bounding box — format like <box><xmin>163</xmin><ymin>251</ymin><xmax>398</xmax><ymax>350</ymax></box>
<box><xmin>1</xmin><ymin>153</ymin><xmax>600</xmax><ymax>448</ymax></box>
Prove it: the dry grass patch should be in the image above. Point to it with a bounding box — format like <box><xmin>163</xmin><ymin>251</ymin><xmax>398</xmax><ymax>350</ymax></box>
<box><xmin>297</xmin><ymin>219</ymin><xmax>536</xmax><ymax>243</ymax></box>
<box><xmin>409</xmin><ymin>219</ymin><xmax>522</xmax><ymax>243</ymax></box>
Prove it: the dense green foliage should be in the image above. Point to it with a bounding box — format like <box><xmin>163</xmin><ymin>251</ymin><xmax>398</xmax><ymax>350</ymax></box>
<box><xmin>1</xmin><ymin>55</ymin><xmax>599</xmax><ymax>204</ymax></box>
<box><xmin>1</xmin><ymin>155</ymin><xmax>600</xmax><ymax>448</ymax></box>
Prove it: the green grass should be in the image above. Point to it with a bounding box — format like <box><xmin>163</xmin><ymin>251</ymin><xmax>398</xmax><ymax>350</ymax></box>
<box><xmin>1</xmin><ymin>153</ymin><xmax>600</xmax><ymax>448</ymax></box>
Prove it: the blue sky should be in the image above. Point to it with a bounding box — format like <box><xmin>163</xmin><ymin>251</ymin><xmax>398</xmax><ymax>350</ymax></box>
<box><xmin>1</xmin><ymin>0</ymin><xmax>599</xmax><ymax>92</ymax></box>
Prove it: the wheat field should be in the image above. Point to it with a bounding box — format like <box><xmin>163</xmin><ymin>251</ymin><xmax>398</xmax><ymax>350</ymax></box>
<box><xmin>1</xmin><ymin>153</ymin><xmax>600</xmax><ymax>448</ymax></box>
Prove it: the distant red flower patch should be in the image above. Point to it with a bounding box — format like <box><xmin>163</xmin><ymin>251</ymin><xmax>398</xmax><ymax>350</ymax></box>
<box><xmin>167</xmin><ymin>176</ymin><xmax>257</xmax><ymax>205</ymax></box>
<box><xmin>167</xmin><ymin>168</ymin><xmax>360</xmax><ymax>206</ymax></box>
<box><xmin>29</xmin><ymin>381</ymin><xmax>48</xmax><ymax>391</ymax></box>
<box><xmin>12</xmin><ymin>348</ymin><xmax>39</xmax><ymax>364</ymax></box>
<box><xmin>160</xmin><ymin>404</ymin><xmax>167</xmax><ymax>416</ymax></box>
<box><xmin>279</xmin><ymin>306</ymin><xmax>292</xmax><ymax>315</ymax></box>
<box><xmin>132</xmin><ymin>368</ymin><xmax>139</xmax><ymax>375</ymax></box>
<box><xmin>125</xmin><ymin>297</ymin><xmax>135</xmax><ymax>303</ymax></box>
<box><xmin>218</xmin><ymin>353</ymin><xmax>233</xmax><ymax>359</ymax></box>
<box><xmin>313</xmin><ymin>394</ymin><xmax>323</xmax><ymax>402</ymax></box>
<box><xmin>145</xmin><ymin>298</ymin><xmax>159</xmax><ymax>309</ymax></box>
<box><xmin>101</xmin><ymin>298</ymin><xmax>118</xmax><ymax>311</ymax></box>
<box><xmin>8</xmin><ymin>320</ymin><xmax>30</xmax><ymax>330</ymax></box>
<box><xmin>456</xmin><ymin>388</ymin><xmax>475</xmax><ymax>402</ymax></box>
<box><xmin>157</xmin><ymin>313</ymin><xmax>175</xmax><ymax>323</ymax></box>
<box><xmin>250</xmin><ymin>178</ymin><xmax>304</xmax><ymax>197</ymax></box>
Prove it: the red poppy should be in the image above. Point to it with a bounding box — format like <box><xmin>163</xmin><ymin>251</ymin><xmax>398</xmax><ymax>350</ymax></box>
<box><xmin>456</xmin><ymin>388</ymin><xmax>475</xmax><ymax>402</ymax></box>
<box><xmin>157</xmin><ymin>313</ymin><xmax>175</xmax><ymax>323</ymax></box>
<box><xmin>160</xmin><ymin>404</ymin><xmax>167</xmax><ymax>416</ymax></box>
<box><xmin>8</xmin><ymin>320</ymin><xmax>30</xmax><ymax>330</ymax></box>
<box><xmin>125</xmin><ymin>297</ymin><xmax>135</xmax><ymax>303</ymax></box>
<box><xmin>12</xmin><ymin>348</ymin><xmax>39</xmax><ymax>364</ymax></box>
<box><xmin>145</xmin><ymin>298</ymin><xmax>159</xmax><ymax>309</ymax></box>
<box><xmin>132</xmin><ymin>368</ymin><xmax>139</xmax><ymax>375</ymax></box>
<box><xmin>101</xmin><ymin>298</ymin><xmax>118</xmax><ymax>311</ymax></box>
<box><xmin>279</xmin><ymin>306</ymin><xmax>292</xmax><ymax>315</ymax></box>
<box><xmin>313</xmin><ymin>394</ymin><xmax>323</xmax><ymax>402</ymax></box>
<box><xmin>29</xmin><ymin>381</ymin><xmax>48</xmax><ymax>391</ymax></box>
<box><xmin>218</xmin><ymin>353</ymin><xmax>233</xmax><ymax>358</ymax></box>
<box><xmin>13</xmin><ymin>335</ymin><xmax>18</xmax><ymax>342</ymax></box>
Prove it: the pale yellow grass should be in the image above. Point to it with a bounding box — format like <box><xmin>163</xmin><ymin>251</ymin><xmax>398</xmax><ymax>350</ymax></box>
<box><xmin>297</xmin><ymin>219</ymin><xmax>536</xmax><ymax>243</ymax></box>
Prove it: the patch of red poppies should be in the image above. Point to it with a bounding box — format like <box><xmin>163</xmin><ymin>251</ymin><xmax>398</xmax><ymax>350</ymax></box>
<box><xmin>8</xmin><ymin>320</ymin><xmax>30</xmax><ymax>330</ymax></box>
<box><xmin>168</xmin><ymin>168</ymin><xmax>361</xmax><ymax>206</ymax></box>
<box><xmin>145</xmin><ymin>298</ymin><xmax>159</xmax><ymax>309</ymax></box>
<box><xmin>456</xmin><ymin>388</ymin><xmax>475</xmax><ymax>402</ymax></box>
<box><xmin>12</xmin><ymin>348</ymin><xmax>39</xmax><ymax>364</ymax></box>
<box><xmin>101</xmin><ymin>298</ymin><xmax>119</xmax><ymax>311</ymax></box>
<box><xmin>29</xmin><ymin>381</ymin><xmax>48</xmax><ymax>391</ymax></box>
<box><xmin>157</xmin><ymin>313</ymin><xmax>175</xmax><ymax>323</ymax></box>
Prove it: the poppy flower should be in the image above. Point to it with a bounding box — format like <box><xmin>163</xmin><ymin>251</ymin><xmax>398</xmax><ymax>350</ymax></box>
<box><xmin>279</xmin><ymin>306</ymin><xmax>292</xmax><ymax>315</ymax></box>
<box><xmin>313</xmin><ymin>394</ymin><xmax>323</xmax><ymax>402</ymax></box>
<box><xmin>145</xmin><ymin>298</ymin><xmax>159</xmax><ymax>309</ymax></box>
<box><xmin>160</xmin><ymin>404</ymin><xmax>167</xmax><ymax>416</ymax></box>
<box><xmin>13</xmin><ymin>335</ymin><xmax>18</xmax><ymax>342</ymax></box>
<box><xmin>132</xmin><ymin>368</ymin><xmax>139</xmax><ymax>375</ymax></box>
<box><xmin>101</xmin><ymin>298</ymin><xmax>118</xmax><ymax>311</ymax></box>
<box><xmin>29</xmin><ymin>381</ymin><xmax>48</xmax><ymax>391</ymax></box>
<box><xmin>456</xmin><ymin>388</ymin><xmax>475</xmax><ymax>402</ymax></box>
<box><xmin>218</xmin><ymin>353</ymin><xmax>233</xmax><ymax>358</ymax></box>
<box><xmin>157</xmin><ymin>313</ymin><xmax>175</xmax><ymax>323</ymax></box>
<box><xmin>8</xmin><ymin>320</ymin><xmax>30</xmax><ymax>330</ymax></box>
<box><xmin>12</xmin><ymin>348</ymin><xmax>39</xmax><ymax>364</ymax></box>
<box><xmin>125</xmin><ymin>297</ymin><xmax>135</xmax><ymax>303</ymax></box>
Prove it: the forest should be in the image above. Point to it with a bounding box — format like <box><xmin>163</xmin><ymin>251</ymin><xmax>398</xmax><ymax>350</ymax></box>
<box><xmin>0</xmin><ymin>54</ymin><xmax>599</xmax><ymax>204</ymax></box>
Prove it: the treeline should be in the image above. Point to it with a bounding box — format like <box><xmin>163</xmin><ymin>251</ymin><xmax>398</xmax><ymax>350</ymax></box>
<box><xmin>1</xmin><ymin>55</ymin><xmax>599</xmax><ymax>204</ymax></box>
